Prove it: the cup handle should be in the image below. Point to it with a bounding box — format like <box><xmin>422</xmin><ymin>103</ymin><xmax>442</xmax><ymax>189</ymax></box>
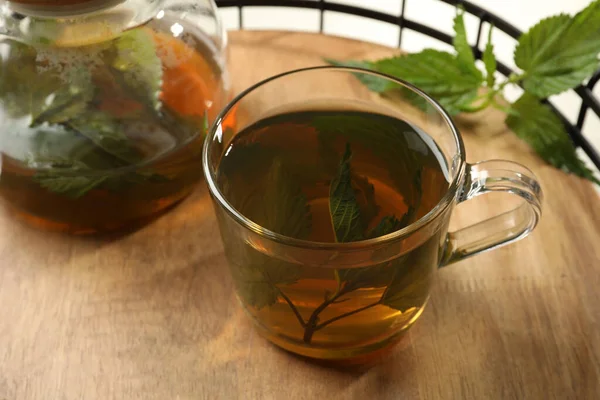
<box><xmin>440</xmin><ymin>160</ymin><xmax>543</xmax><ymax>266</ymax></box>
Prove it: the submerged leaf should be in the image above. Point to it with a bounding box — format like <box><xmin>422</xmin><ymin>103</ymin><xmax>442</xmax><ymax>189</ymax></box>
<box><xmin>112</xmin><ymin>29</ymin><xmax>163</xmax><ymax>110</ymax></box>
<box><xmin>367</xmin><ymin>215</ymin><xmax>402</xmax><ymax>239</ymax></box>
<box><xmin>66</xmin><ymin>111</ymin><xmax>143</xmax><ymax>165</ymax></box>
<box><xmin>329</xmin><ymin>144</ymin><xmax>364</xmax><ymax>243</ymax></box>
<box><xmin>380</xmin><ymin>261</ymin><xmax>433</xmax><ymax>312</ymax></box>
<box><xmin>352</xmin><ymin>173</ymin><xmax>379</xmax><ymax>229</ymax></box>
<box><xmin>258</xmin><ymin>158</ymin><xmax>312</xmax><ymax>238</ymax></box>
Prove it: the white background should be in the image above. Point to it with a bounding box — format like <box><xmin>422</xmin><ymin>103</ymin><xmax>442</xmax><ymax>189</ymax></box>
<box><xmin>217</xmin><ymin>0</ymin><xmax>600</xmax><ymax>180</ymax></box>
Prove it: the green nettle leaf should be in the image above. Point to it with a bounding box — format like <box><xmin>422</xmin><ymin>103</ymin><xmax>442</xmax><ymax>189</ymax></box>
<box><xmin>33</xmin><ymin>171</ymin><xmax>109</xmax><ymax>199</ymax></box>
<box><xmin>337</xmin><ymin>262</ymin><xmax>395</xmax><ymax>292</ymax></box>
<box><xmin>0</xmin><ymin>42</ymin><xmax>94</xmax><ymax>123</ymax></box>
<box><xmin>336</xmin><ymin>213</ymin><xmax>404</xmax><ymax>292</ymax></box>
<box><xmin>514</xmin><ymin>0</ymin><xmax>600</xmax><ymax>98</ymax></box>
<box><xmin>367</xmin><ymin>215</ymin><xmax>402</xmax><ymax>239</ymax></box>
<box><xmin>230</xmin><ymin>258</ymin><xmax>281</xmax><ymax>310</ymax></box>
<box><xmin>380</xmin><ymin>261</ymin><xmax>432</xmax><ymax>312</ymax></box>
<box><xmin>506</xmin><ymin>94</ymin><xmax>599</xmax><ymax>184</ymax></box>
<box><xmin>312</xmin><ymin>114</ymin><xmax>426</xmax><ymax>207</ymax></box>
<box><xmin>329</xmin><ymin>144</ymin><xmax>364</xmax><ymax>243</ymax></box>
<box><xmin>255</xmin><ymin>158</ymin><xmax>312</xmax><ymax>238</ymax></box>
<box><xmin>30</xmin><ymin>67</ymin><xmax>94</xmax><ymax>127</ymax></box>
<box><xmin>112</xmin><ymin>29</ymin><xmax>163</xmax><ymax>110</ymax></box>
<box><xmin>230</xmin><ymin>245</ymin><xmax>305</xmax><ymax>311</ymax></box>
<box><xmin>324</xmin><ymin>58</ymin><xmax>391</xmax><ymax>93</ymax></box>
<box><xmin>231</xmin><ymin>249</ymin><xmax>306</xmax><ymax>310</ymax></box>
<box><xmin>373</xmin><ymin>50</ymin><xmax>482</xmax><ymax>115</ymax></box>
<box><xmin>483</xmin><ymin>26</ymin><xmax>497</xmax><ymax>88</ymax></box>
<box><xmin>29</xmin><ymin>153</ymin><xmax>167</xmax><ymax>199</ymax></box>
<box><xmin>66</xmin><ymin>111</ymin><xmax>143</xmax><ymax>165</ymax></box>
<box><xmin>222</xmin><ymin>158</ymin><xmax>310</xmax><ymax>310</ymax></box>
<box><xmin>352</xmin><ymin>173</ymin><xmax>379</xmax><ymax>229</ymax></box>
<box><xmin>327</xmin><ymin>143</ymin><xmax>407</xmax><ymax>292</ymax></box>
<box><xmin>453</xmin><ymin>7</ymin><xmax>483</xmax><ymax>80</ymax></box>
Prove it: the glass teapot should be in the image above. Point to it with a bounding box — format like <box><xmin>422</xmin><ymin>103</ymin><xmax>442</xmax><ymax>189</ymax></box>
<box><xmin>0</xmin><ymin>0</ymin><xmax>229</xmax><ymax>234</ymax></box>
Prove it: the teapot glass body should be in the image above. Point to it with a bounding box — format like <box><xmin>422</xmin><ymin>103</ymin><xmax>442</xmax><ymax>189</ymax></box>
<box><xmin>0</xmin><ymin>0</ymin><xmax>229</xmax><ymax>234</ymax></box>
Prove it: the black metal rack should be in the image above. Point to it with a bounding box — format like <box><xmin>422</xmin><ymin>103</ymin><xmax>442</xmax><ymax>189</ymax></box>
<box><xmin>215</xmin><ymin>0</ymin><xmax>600</xmax><ymax>172</ymax></box>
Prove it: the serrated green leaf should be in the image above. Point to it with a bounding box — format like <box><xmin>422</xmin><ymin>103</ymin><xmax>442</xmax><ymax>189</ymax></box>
<box><xmin>336</xmin><ymin>214</ymin><xmax>404</xmax><ymax>292</ymax></box>
<box><xmin>483</xmin><ymin>26</ymin><xmax>497</xmax><ymax>88</ymax></box>
<box><xmin>380</xmin><ymin>260</ymin><xmax>432</xmax><ymax>312</ymax></box>
<box><xmin>230</xmin><ymin>249</ymin><xmax>304</xmax><ymax>311</ymax></box>
<box><xmin>324</xmin><ymin>58</ymin><xmax>391</xmax><ymax>93</ymax></box>
<box><xmin>453</xmin><ymin>7</ymin><xmax>483</xmax><ymax>80</ymax></box>
<box><xmin>337</xmin><ymin>262</ymin><xmax>395</xmax><ymax>292</ymax></box>
<box><xmin>30</xmin><ymin>67</ymin><xmax>94</xmax><ymax>127</ymax></box>
<box><xmin>229</xmin><ymin>240</ymin><xmax>303</xmax><ymax>310</ymax></box>
<box><xmin>112</xmin><ymin>29</ymin><xmax>163</xmax><ymax>110</ymax></box>
<box><xmin>254</xmin><ymin>158</ymin><xmax>312</xmax><ymax>238</ymax></box>
<box><xmin>29</xmin><ymin>152</ymin><xmax>168</xmax><ymax>198</ymax></box>
<box><xmin>329</xmin><ymin>144</ymin><xmax>364</xmax><ymax>243</ymax></box>
<box><xmin>66</xmin><ymin>111</ymin><xmax>143</xmax><ymax>165</ymax></box>
<box><xmin>33</xmin><ymin>171</ymin><xmax>108</xmax><ymax>199</ymax></box>
<box><xmin>0</xmin><ymin>40</ymin><xmax>95</xmax><ymax>123</ymax></box>
<box><xmin>373</xmin><ymin>50</ymin><xmax>482</xmax><ymax>115</ymax></box>
<box><xmin>312</xmin><ymin>113</ymin><xmax>425</xmax><ymax>210</ymax></box>
<box><xmin>220</xmin><ymin>158</ymin><xmax>308</xmax><ymax>310</ymax></box>
<box><xmin>230</xmin><ymin>258</ymin><xmax>281</xmax><ymax>310</ymax></box>
<box><xmin>506</xmin><ymin>94</ymin><xmax>599</xmax><ymax>184</ymax></box>
<box><xmin>367</xmin><ymin>215</ymin><xmax>402</xmax><ymax>239</ymax></box>
<box><xmin>352</xmin><ymin>173</ymin><xmax>379</xmax><ymax>229</ymax></box>
<box><xmin>0</xmin><ymin>42</ymin><xmax>47</xmax><ymax>118</ymax></box>
<box><xmin>515</xmin><ymin>1</ymin><xmax>600</xmax><ymax>98</ymax></box>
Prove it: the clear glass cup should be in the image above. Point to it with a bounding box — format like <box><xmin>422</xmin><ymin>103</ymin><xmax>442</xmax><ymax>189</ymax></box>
<box><xmin>0</xmin><ymin>0</ymin><xmax>229</xmax><ymax>234</ymax></box>
<box><xmin>203</xmin><ymin>66</ymin><xmax>543</xmax><ymax>361</ymax></box>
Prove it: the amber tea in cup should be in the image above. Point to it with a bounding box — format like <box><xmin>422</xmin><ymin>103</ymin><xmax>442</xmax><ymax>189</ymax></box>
<box><xmin>203</xmin><ymin>67</ymin><xmax>542</xmax><ymax>360</ymax></box>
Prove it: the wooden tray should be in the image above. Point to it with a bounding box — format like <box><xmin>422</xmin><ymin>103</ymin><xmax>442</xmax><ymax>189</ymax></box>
<box><xmin>1</xmin><ymin>31</ymin><xmax>599</xmax><ymax>399</ymax></box>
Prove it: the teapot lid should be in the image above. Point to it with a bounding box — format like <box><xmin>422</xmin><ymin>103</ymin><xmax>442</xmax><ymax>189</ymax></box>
<box><xmin>7</xmin><ymin>0</ymin><xmax>125</xmax><ymax>17</ymax></box>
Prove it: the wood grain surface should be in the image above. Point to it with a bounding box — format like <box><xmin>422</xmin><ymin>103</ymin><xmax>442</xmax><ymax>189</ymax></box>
<box><xmin>1</xmin><ymin>31</ymin><xmax>599</xmax><ymax>400</ymax></box>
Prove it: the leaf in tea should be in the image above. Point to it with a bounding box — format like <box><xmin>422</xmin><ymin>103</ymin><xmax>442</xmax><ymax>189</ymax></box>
<box><xmin>329</xmin><ymin>144</ymin><xmax>364</xmax><ymax>243</ymax></box>
<box><xmin>221</xmin><ymin>156</ymin><xmax>311</xmax><ymax>309</ymax></box>
<box><xmin>312</xmin><ymin>114</ymin><xmax>425</xmax><ymax>215</ymax></box>
<box><xmin>381</xmin><ymin>259</ymin><xmax>432</xmax><ymax>312</ymax></box>
<box><xmin>66</xmin><ymin>111</ymin><xmax>143</xmax><ymax>165</ymax></box>
<box><xmin>352</xmin><ymin>173</ymin><xmax>379</xmax><ymax>229</ymax></box>
<box><xmin>111</xmin><ymin>29</ymin><xmax>163</xmax><ymax>110</ymax></box>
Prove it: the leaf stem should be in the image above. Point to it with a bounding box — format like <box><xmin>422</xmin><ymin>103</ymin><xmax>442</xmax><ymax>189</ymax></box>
<box><xmin>495</xmin><ymin>72</ymin><xmax>523</xmax><ymax>94</ymax></box>
<box><xmin>459</xmin><ymin>96</ymin><xmax>492</xmax><ymax>113</ymax></box>
<box><xmin>314</xmin><ymin>300</ymin><xmax>381</xmax><ymax>330</ymax></box>
<box><xmin>333</xmin><ymin>269</ymin><xmax>342</xmax><ymax>296</ymax></box>
<box><xmin>302</xmin><ymin>286</ymin><xmax>349</xmax><ymax>343</ymax></box>
<box><xmin>461</xmin><ymin>72</ymin><xmax>525</xmax><ymax>114</ymax></box>
<box><xmin>277</xmin><ymin>288</ymin><xmax>306</xmax><ymax>328</ymax></box>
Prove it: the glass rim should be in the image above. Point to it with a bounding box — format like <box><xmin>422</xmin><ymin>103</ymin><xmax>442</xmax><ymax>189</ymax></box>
<box><xmin>202</xmin><ymin>65</ymin><xmax>466</xmax><ymax>250</ymax></box>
